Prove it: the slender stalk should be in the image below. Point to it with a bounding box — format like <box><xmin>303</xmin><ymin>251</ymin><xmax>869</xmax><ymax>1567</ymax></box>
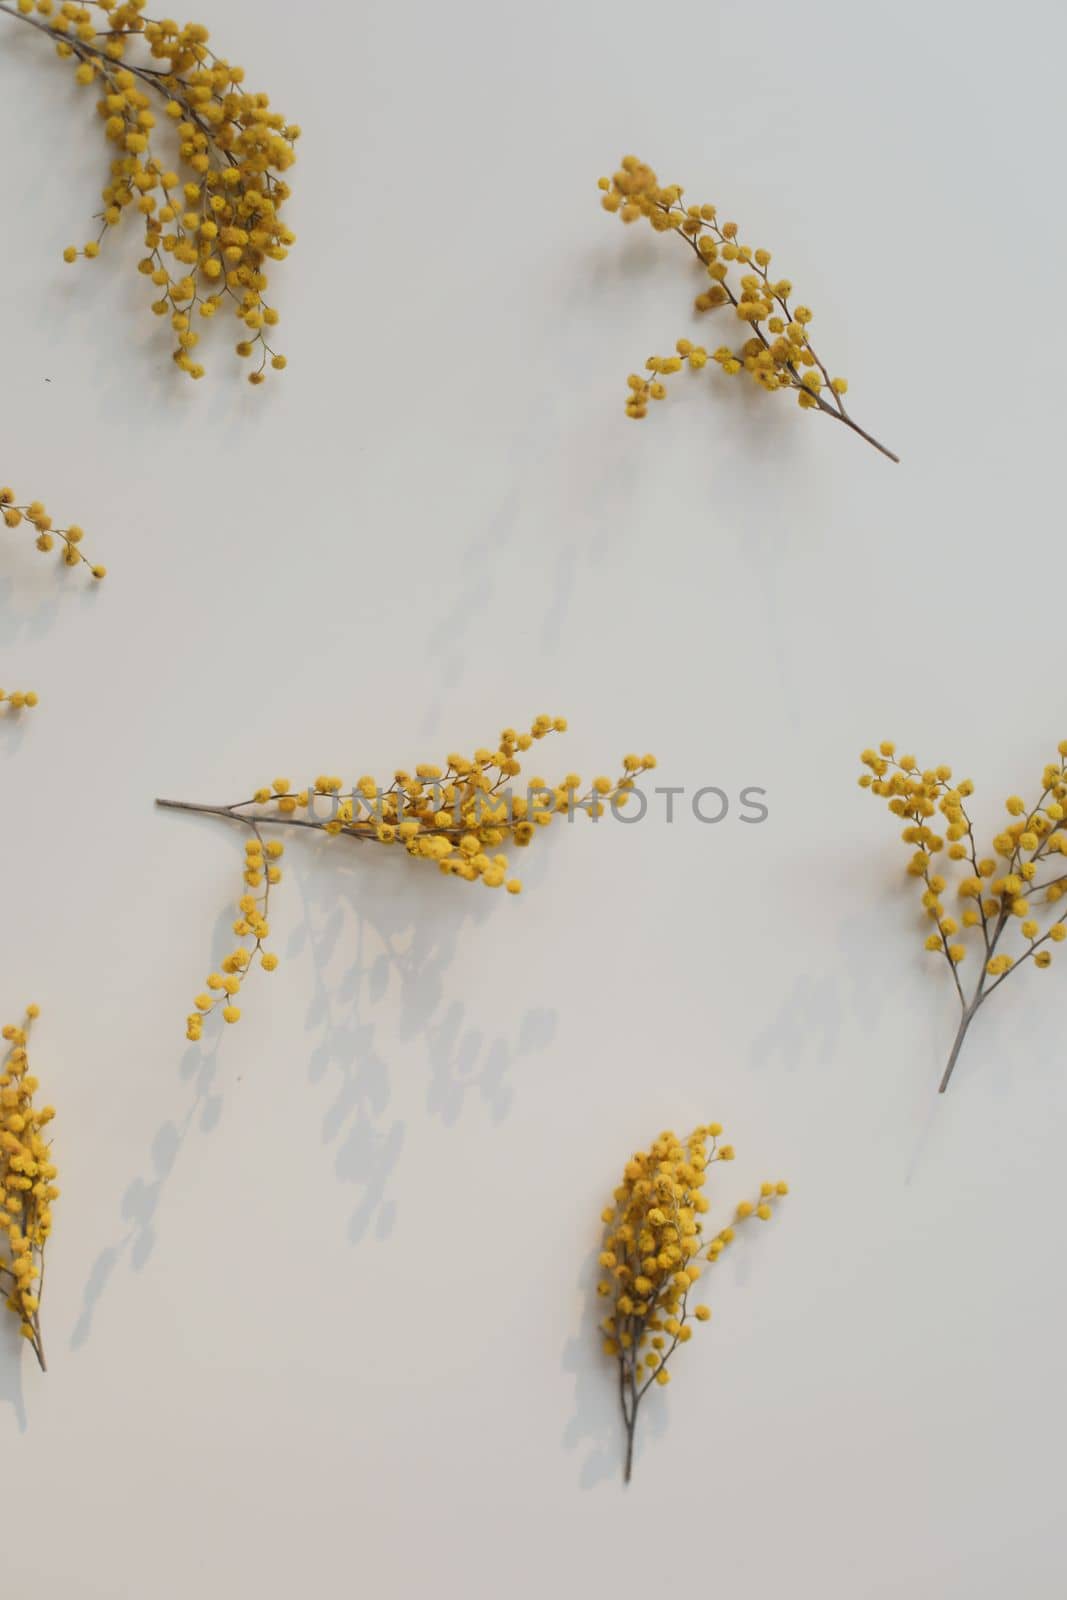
<box><xmin>155</xmin><ymin>798</ymin><xmax>245</xmax><ymax>824</ymax></box>
<box><xmin>623</xmin><ymin>1409</ymin><xmax>637</xmax><ymax>1484</ymax></box>
<box><xmin>155</xmin><ymin>797</ymin><xmax>351</xmax><ymax>839</ymax></box>
<box><xmin>664</xmin><ymin>200</ymin><xmax>899</xmax><ymax>463</ymax></box>
<box><xmin>619</xmin><ymin>1356</ymin><xmax>639</xmax><ymax>1485</ymax></box>
<box><xmin>820</xmin><ymin>407</ymin><xmax>899</xmax><ymax>463</ymax></box>
<box><xmin>939</xmin><ymin>998</ymin><xmax>983</xmax><ymax>1095</ymax></box>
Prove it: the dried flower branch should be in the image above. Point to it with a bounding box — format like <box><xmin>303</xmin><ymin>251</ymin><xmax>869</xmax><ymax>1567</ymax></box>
<box><xmin>0</xmin><ymin>0</ymin><xmax>298</xmax><ymax>382</ymax></box>
<box><xmin>158</xmin><ymin>715</ymin><xmax>655</xmax><ymax>1042</ymax></box>
<box><xmin>598</xmin><ymin>155</ymin><xmax>898</xmax><ymax>462</ymax></box>
<box><xmin>859</xmin><ymin>740</ymin><xmax>1067</xmax><ymax>1091</ymax></box>
<box><xmin>2</xmin><ymin>483</ymin><xmax>105</xmax><ymax>715</ymax></box>
<box><xmin>0</xmin><ymin>1006</ymin><xmax>58</xmax><ymax>1372</ymax></box>
<box><xmin>598</xmin><ymin>1123</ymin><xmax>787</xmax><ymax>1483</ymax></box>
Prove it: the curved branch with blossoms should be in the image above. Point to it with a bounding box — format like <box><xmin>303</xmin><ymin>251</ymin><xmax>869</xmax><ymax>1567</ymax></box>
<box><xmin>599</xmin><ymin>154</ymin><xmax>897</xmax><ymax>463</ymax></box>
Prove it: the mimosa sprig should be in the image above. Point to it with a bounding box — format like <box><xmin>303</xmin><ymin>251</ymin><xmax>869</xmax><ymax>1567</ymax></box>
<box><xmin>0</xmin><ymin>1007</ymin><xmax>58</xmax><ymax>1373</ymax></box>
<box><xmin>599</xmin><ymin>154</ymin><xmax>897</xmax><ymax>462</ymax></box>
<box><xmin>597</xmin><ymin>1123</ymin><xmax>786</xmax><ymax>1483</ymax></box>
<box><xmin>0</xmin><ymin>0</ymin><xmax>298</xmax><ymax>381</ymax></box>
<box><xmin>159</xmin><ymin>716</ymin><xmax>655</xmax><ymax>1041</ymax></box>
<box><xmin>860</xmin><ymin>740</ymin><xmax>1067</xmax><ymax>1090</ymax></box>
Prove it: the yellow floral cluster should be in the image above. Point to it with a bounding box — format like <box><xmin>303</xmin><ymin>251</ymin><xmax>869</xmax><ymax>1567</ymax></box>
<box><xmin>2</xmin><ymin>485</ymin><xmax>106</xmax><ymax>580</ymax></box>
<box><xmin>2</xmin><ymin>483</ymin><xmax>105</xmax><ymax>715</ymax></box>
<box><xmin>184</xmin><ymin>832</ymin><xmax>283</xmax><ymax>1043</ymax></box>
<box><xmin>161</xmin><ymin>716</ymin><xmax>655</xmax><ymax>1040</ymax></box>
<box><xmin>598</xmin><ymin>155</ymin><xmax>897</xmax><ymax>462</ymax></box>
<box><xmin>0</xmin><ymin>0</ymin><xmax>298</xmax><ymax>382</ymax></box>
<box><xmin>0</xmin><ymin>687</ymin><xmax>37</xmax><ymax>713</ymax></box>
<box><xmin>860</xmin><ymin>740</ymin><xmax>1067</xmax><ymax>1090</ymax></box>
<box><xmin>598</xmin><ymin>1123</ymin><xmax>787</xmax><ymax>1482</ymax></box>
<box><xmin>0</xmin><ymin>1007</ymin><xmax>58</xmax><ymax>1372</ymax></box>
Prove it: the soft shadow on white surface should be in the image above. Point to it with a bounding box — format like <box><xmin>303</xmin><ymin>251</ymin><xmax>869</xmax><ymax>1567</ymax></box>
<box><xmin>289</xmin><ymin>839</ymin><xmax>558</xmax><ymax>1243</ymax></box>
<box><xmin>70</xmin><ymin>820</ymin><xmax>559</xmax><ymax>1344</ymax></box>
<box><xmin>0</xmin><ymin>549</ymin><xmax>107</xmax><ymax>649</ymax></box>
<box><xmin>70</xmin><ymin>957</ymin><xmax>229</xmax><ymax>1351</ymax></box>
<box><xmin>0</xmin><ymin>709</ymin><xmax>33</xmax><ymax>757</ymax></box>
<box><xmin>0</xmin><ymin>1331</ymin><xmax>30</xmax><ymax>1434</ymax></box>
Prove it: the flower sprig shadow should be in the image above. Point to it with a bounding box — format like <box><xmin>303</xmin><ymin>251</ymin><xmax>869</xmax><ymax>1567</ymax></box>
<box><xmin>290</xmin><ymin>840</ymin><xmax>558</xmax><ymax>1243</ymax></box>
<box><xmin>158</xmin><ymin>715</ymin><xmax>654</xmax><ymax>1042</ymax></box>
<box><xmin>599</xmin><ymin>155</ymin><xmax>897</xmax><ymax>462</ymax></box>
<box><xmin>70</xmin><ymin>1020</ymin><xmax>224</xmax><ymax>1352</ymax></box>
<box><xmin>71</xmin><ymin>827</ymin><xmax>559</xmax><ymax>1346</ymax></box>
<box><xmin>0</xmin><ymin>0</ymin><xmax>298</xmax><ymax>382</ymax></box>
<box><xmin>860</xmin><ymin>739</ymin><xmax>1067</xmax><ymax>1091</ymax></box>
<box><xmin>597</xmin><ymin>1123</ymin><xmax>786</xmax><ymax>1483</ymax></box>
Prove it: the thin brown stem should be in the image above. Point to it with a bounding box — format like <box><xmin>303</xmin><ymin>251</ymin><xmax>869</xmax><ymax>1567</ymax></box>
<box><xmin>155</xmin><ymin>797</ymin><xmax>353</xmax><ymax>838</ymax></box>
<box><xmin>661</xmin><ymin>201</ymin><xmax>898</xmax><ymax>461</ymax></box>
<box><xmin>939</xmin><ymin>997</ymin><xmax>983</xmax><ymax>1094</ymax></box>
<box><xmin>619</xmin><ymin>1358</ymin><xmax>638</xmax><ymax>1484</ymax></box>
<box><xmin>815</xmin><ymin>406</ymin><xmax>899</xmax><ymax>463</ymax></box>
<box><xmin>623</xmin><ymin>1406</ymin><xmax>637</xmax><ymax>1484</ymax></box>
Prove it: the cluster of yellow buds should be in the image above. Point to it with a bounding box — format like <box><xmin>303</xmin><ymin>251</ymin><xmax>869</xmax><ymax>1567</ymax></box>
<box><xmin>859</xmin><ymin>741</ymin><xmax>1067</xmax><ymax>1089</ymax></box>
<box><xmin>599</xmin><ymin>155</ymin><xmax>897</xmax><ymax>461</ymax></box>
<box><xmin>2</xmin><ymin>485</ymin><xmax>106</xmax><ymax>579</ymax></box>
<box><xmin>161</xmin><ymin>716</ymin><xmax>655</xmax><ymax>1039</ymax></box>
<box><xmin>0</xmin><ymin>1006</ymin><xmax>58</xmax><ymax>1372</ymax></box>
<box><xmin>2</xmin><ymin>483</ymin><xmax>105</xmax><ymax>716</ymax></box>
<box><xmin>598</xmin><ymin>1123</ymin><xmax>787</xmax><ymax>1481</ymax></box>
<box><xmin>0</xmin><ymin>687</ymin><xmax>38</xmax><ymax>713</ymax></box>
<box><xmin>185</xmin><ymin>833</ymin><xmax>283</xmax><ymax>1042</ymax></box>
<box><xmin>0</xmin><ymin>0</ymin><xmax>298</xmax><ymax>381</ymax></box>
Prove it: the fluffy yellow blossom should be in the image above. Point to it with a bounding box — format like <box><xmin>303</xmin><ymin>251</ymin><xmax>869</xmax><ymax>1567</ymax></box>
<box><xmin>598</xmin><ymin>1122</ymin><xmax>786</xmax><ymax>1482</ymax></box>
<box><xmin>0</xmin><ymin>1007</ymin><xmax>58</xmax><ymax>1372</ymax></box>
<box><xmin>162</xmin><ymin>716</ymin><xmax>654</xmax><ymax>1040</ymax></box>
<box><xmin>860</xmin><ymin>740</ymin><xmax>1067</xmax><ymax>1090</ymax></box>
<box><xmin>599</xmin><ymin>156</ymin><xmax>897</xmax><ymax>461</ymax></box>
<box><xmin>0</xmin><ymin>0</ymin><xmax>298</xmax><ymax>381</ymax></box>
<box><xmin>1</xmin><ymin>485</ymin><xmax>104</xmax><ymax>580</ymax></box>
<box><xmin>0</xmin><ymin>686</ymin><xmax>38</xmax><ymax>713</ymax></box>
<box><xmin>2</xmin><ymin>484</ymin><xmax>105</xmax><ymax>715</ymax></box>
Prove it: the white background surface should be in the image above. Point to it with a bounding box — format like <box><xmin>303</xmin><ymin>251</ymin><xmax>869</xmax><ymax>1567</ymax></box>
<box><xmin>1</xmin><ymin>0</ymin><xmax>1065</xmax><ymax>1594</ymax></box>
